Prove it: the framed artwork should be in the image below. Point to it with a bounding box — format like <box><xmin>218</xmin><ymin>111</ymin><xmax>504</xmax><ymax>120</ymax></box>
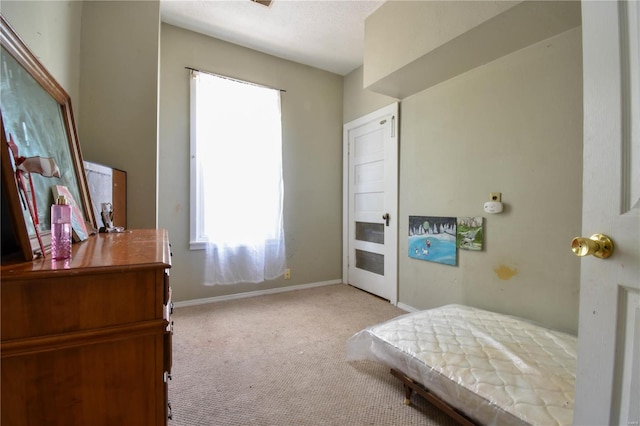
<box><xmin>0</xmin><ymin>15</ymin><xmax>95</xmax><ymax>260</ymax></box>
<box><xmin>408</xmin><ymin>216</ymin><xmax>457</xmax><ymax>266</ymax></box>
<box><xmin>457</xmin><ymin>217</ymin><xmax>484</xmax><ymax>251</ymax></box>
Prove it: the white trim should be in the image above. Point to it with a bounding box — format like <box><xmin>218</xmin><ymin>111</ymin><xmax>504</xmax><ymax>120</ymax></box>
<box><xmin>396</xmin><ymin>302</ymin><xmax>419</xmax><ymax>313</ymax></box>
<box><xmin>189</xmin><ymin>70</ymin><xmax>199</xmax><ymax>246</ymax></box>
<box><xmin>189</xmin><ymin>241</ymin><xmax>206</xmax><ymax>251</ymax></box>
<box><xmin>173</xmin><ymin>279</ymin><xmax>343</xmax><ymax>309</ymax></box>
<box><xmin>342</xmin><ymin>120</ymin><xmax>350</xmax><ymax>285</ymax></box>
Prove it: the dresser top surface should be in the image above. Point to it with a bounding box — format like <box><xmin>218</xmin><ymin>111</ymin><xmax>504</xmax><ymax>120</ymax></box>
<box><xmin>1</xmin><ymin>229</ymin><xmax>171</xmax><ymax>277</ymax></box>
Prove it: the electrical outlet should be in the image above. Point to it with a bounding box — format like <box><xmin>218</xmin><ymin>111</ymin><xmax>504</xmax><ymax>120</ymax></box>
<box><xmin>490</xmin><ymin>192</ymin><xmax>502</xmax><ymax>202</ymax></box>
<box><xmin>284</xmin><ymin>268</ymin><xmax>291</xmax><ymax>280</ymax></box>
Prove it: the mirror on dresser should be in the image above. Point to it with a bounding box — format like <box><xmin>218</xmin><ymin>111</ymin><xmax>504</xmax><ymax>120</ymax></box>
<box><xmin>0</xmin><ymin>14</ymin><xmax>95</xmax><ymax>260</ymax></box>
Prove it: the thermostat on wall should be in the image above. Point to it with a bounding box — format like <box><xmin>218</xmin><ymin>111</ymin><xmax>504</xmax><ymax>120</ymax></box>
<box><xmin>484</xmin><ymin>192</ymin><xmax>503</xmax><ymax>214</ymax></box>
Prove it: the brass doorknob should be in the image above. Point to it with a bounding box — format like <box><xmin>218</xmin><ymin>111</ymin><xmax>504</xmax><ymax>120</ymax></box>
<box><xmin>571</xmin><ymin>234</ymin><xmax>614</xmax><ymax>259</ymax></box>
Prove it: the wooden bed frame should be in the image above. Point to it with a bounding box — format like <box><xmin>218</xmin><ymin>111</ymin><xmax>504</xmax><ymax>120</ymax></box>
<box><xmin>390</xmin><ymin>369</ymin><xmax>477</xmax><ymax>426</ymax></box>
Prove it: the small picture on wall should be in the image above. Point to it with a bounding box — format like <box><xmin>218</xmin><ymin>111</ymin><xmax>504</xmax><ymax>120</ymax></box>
<box><xmin>408</xmin><ymin>216</ymin><xmax>457</xmax><ymax>266</ymax></box>
<box><xmin>457</xmin><ymin>217</ymin><xmax>484</xmax><ymax>251</ymax></box>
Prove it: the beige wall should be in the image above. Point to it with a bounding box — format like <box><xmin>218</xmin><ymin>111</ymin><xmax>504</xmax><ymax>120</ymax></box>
<box><xmin>363</xmin><ymin>1</ymin><xmax>580</xmax><ymax>99</ymax></box>
<box><xmin>343</xmin><ymin>66</ymin><xmax>397</xmax><ymax>124</ymax></box>
<box><xmin>159</xmin><ymin>24</ymin><xmax>344</xmax><ymax>302</ymax></box>
<box><xmin>0</xmin><ymin>1</ymin><xmax>83</xmax><ymax>110</ymax></box>
<box><xmin>78</xmin><ymin>1</ymin><xmax>160</xmax><ymax>229</ymax></box>
<box><xmin>363</xmin><ymin>0</ymin><xmax>516</xmax><ymax>89</ymax></box>
<box><xmin>345</xmin><ymin>27</ymin><xmax>582</xmax><ymax>333</ymax></box>
<box><xmin>3</xmin><ymin>1</ymin><xmax>161</xmax><ymax>229</ymax></box>
<box><xmin>400</xmin><ymin>28</ymin><xmax>582</xmax><ymax>334</ymax></box>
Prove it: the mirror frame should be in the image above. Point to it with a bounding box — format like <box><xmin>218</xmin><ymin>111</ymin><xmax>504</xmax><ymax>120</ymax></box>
<box><xmin>0</xmin><ymin>14</ymin><xmax>95</xmax><ymax>261</ymax></box>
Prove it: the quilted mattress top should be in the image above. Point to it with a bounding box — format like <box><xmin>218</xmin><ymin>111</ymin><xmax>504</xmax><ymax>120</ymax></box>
<box><xmin>347</xmin><ymin>304</ymin><xmax>577</xmax><ymax>425</ymax></box>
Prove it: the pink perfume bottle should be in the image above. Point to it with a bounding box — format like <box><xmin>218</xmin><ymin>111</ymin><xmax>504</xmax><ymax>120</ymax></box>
<box><xmin>51</xmin><ymin>195</ymin><xmax>72</xmax><ymax>259</ymax></box>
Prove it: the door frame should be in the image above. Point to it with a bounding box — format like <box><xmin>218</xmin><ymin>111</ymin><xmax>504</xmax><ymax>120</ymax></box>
<box><xmin>342</xmin><ymin>102</ymin><xmax>399</xmax><ymax>305</ymax></box>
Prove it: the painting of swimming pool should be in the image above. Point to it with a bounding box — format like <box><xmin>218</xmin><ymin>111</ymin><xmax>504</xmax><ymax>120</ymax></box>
<box><xmin>408</xmin><ymin>216</ymin><xmax>457</xmax><ymax>266</ymax></box>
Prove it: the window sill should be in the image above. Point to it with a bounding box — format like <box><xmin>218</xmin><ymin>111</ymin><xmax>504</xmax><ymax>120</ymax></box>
<box><xmin>189</xmin><ymin>241</ymin><xmax>206</xmax><ymax>251</ymax></box>
<box><xmin>189</xmin><ymin>239</ymin><xmax>284</xmax><ymax>251</ymax></box>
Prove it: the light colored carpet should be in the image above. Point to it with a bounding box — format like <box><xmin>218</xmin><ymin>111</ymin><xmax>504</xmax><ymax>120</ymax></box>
<box><xmin>168</xmin><ymin>283</ymin><xmax>457</xmax><ymax>425</ymax></box>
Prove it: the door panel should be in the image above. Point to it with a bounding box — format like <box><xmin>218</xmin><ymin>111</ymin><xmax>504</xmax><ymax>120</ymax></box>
<box><xmin>355</xmin><ymin>161</ymin><xmax>384</xmax><ymax>186</ymax></box>
<box><xmin>574</xmin><ymin>2</ymin><xmax>640</xmax><ymax>424</ymax></box>
<box><xmin>343</xmin><ymin>103</ymin><xmax>398</xmax><ymax>304</ymax></box>
<box><xmin>355</xmin><ymin>222</ymin><xmax>384</xmax><ymax>244</ymax></box>
<box><xmin>354</xmin><ymin>191</ymin><xmax>384</xmax><ymax>214</ymax></box>
<box><xmin>355</xmin><ymin>249</ymin><xmax>384</xmax><ymax>276</ymax></box>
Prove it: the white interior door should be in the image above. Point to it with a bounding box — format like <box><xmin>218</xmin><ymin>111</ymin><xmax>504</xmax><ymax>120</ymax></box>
<box><xmin>574</xmin><ymin>2</ymin><xmax>640</xmax><ymax>425</ymax></box>
<box><xmin>343</xmin><ymin>103</ymin><xmax>398</xmax><ymax>305</ymax></box>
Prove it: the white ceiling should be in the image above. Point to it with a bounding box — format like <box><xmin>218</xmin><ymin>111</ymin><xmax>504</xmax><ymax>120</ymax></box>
<box><xmin>160</xmin><ymin>0</ymin><xmax>385</xmax><ymax>76</ymax></box>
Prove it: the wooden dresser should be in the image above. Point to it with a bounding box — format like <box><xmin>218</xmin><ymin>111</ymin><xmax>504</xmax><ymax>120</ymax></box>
<box><xmin>1</xmin><ymin>229</ymin><xmax>173</xmax><ymax>426</ymax></box>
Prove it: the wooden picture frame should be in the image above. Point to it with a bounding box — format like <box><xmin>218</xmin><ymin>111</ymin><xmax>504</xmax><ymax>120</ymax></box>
<box><xmin>0</xmin><ymin>15</ymin><xmax>95</xmax><ymax>260</ymax></box>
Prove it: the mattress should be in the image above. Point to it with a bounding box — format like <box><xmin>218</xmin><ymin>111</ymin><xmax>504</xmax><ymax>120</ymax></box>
<box><xmin>346</xmin><ymin>304</ymin><xmax>577</xmax><ymax>425</ymax></box>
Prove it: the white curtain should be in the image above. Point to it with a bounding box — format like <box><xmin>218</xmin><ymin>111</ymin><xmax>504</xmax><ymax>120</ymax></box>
<box><xmin>193</xmin><ymin>72</ymin><xmax>286</xmax><ymax>284</ymax></box>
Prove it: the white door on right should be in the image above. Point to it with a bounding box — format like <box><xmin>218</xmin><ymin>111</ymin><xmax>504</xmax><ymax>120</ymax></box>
<box><xmin>573</xmin><ymin>1</ymin><xmax>640</xmax><ymax>425</ymax></box>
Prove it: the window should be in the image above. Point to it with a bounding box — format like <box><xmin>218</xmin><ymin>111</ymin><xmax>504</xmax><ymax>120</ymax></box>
<box><xmin>189</xmin><ymin>70</ymin><xmax>286</xmax><ymax>284</ymax></box>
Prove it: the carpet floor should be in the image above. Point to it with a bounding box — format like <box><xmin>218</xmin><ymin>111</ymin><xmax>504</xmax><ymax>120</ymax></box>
<box><xmin>168</xmin><ymin>283</ymin><xmax>457</xmax><ymax>425</ymax></box>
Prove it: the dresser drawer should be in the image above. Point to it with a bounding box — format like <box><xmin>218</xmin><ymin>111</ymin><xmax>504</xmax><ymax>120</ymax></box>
<box><xmin>1</xmin><ymin>269</ymin><xmax>159</xmax><ymax>340</ymax></box>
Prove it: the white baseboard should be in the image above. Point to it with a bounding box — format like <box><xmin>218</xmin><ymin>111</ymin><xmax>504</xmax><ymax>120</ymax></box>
<box><xmin>396</xmin><ymin>302</ymin><xmax>419</xmax><ymax>313</ymax></box>
<box><xmin>173</xmin><ymin>279</ymin><xmax>343</xmax><ymax>309</ymax></box>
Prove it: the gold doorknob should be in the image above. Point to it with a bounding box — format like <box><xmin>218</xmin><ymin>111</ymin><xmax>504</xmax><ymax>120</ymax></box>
<box><xmin>571</xmin><ymin>234</ymin><xmax>614</xmax><ymax>259</ymax></box>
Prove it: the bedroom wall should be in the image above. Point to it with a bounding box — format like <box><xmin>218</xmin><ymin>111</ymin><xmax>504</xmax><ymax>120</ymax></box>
<box><xmin>362</xmin><ymin>0</ymin><xmax>516</xmax><ymax>91</ymax></box>
<box><xmin>344</xmin><ymin>28</ymin><xmax>582</xmax><ymax>334</ymax></box>
<box><xmin>159</xmin><ymin>24</ymin><xmax>344</xmax><ymax>302</ymax></box>
<box><xmin>1</xmin><ymin>1</ymin><xmax>161</xmax><ymax>230</ymax></box>
<box><xmin>0</xmin><ymin>1</ymin><xmax>83</xmax><ymax>111</ymax></box>
<box><xmin>78</xmin><ymin>1</ymin><xmax>160</xmax><ymax>229</ymax></box>
<box><xmin>343</xmin><ymin>66</ymin><xmax>397</xmax><ymax>124</ymax></box>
